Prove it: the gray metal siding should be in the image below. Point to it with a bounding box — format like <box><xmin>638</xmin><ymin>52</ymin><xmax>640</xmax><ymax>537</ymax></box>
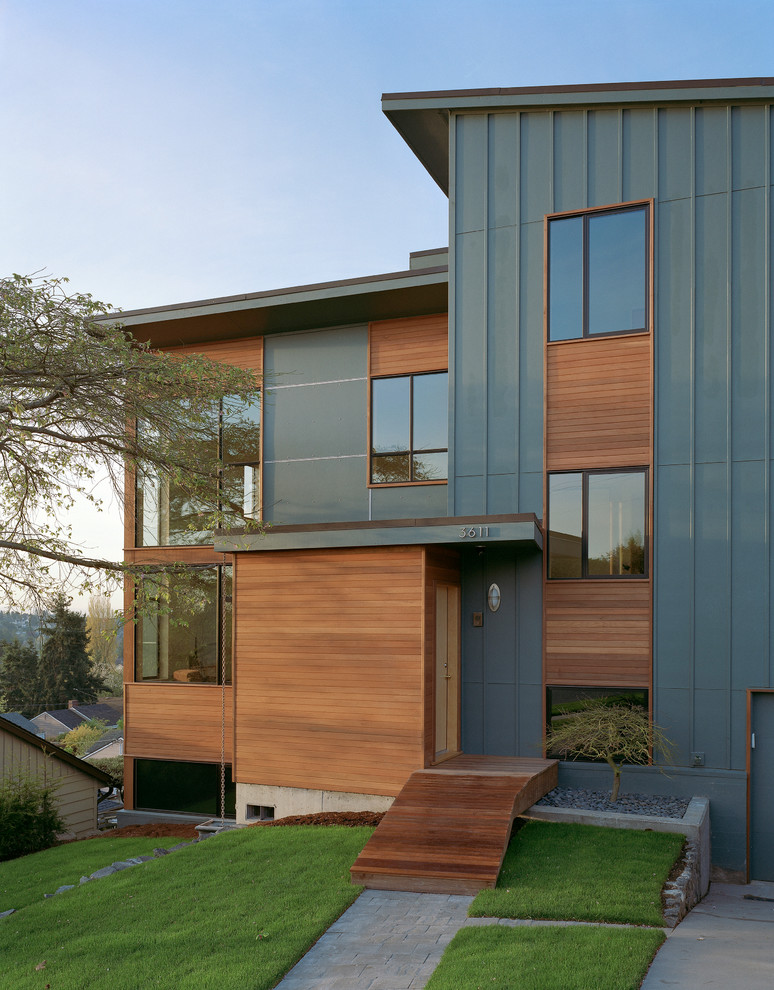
<box><xmin>451</xmin><ymin>103</ymin><xmax>774</xmax><ymax>780</ymax></box>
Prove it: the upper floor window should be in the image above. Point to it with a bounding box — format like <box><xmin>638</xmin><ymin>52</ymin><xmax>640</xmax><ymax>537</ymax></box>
<box><xmin>136</xmin><ymin>396</ymin><xmax>260</xmax><ymax>547</ymax></box>
<box><xmin>548</xmin><ymin>204</ymin><xmax>649</xmax><ymax>341</ymax></box>
<box><xmin>548</xmin><ymin>469</ymin><xmax>647</xmax><ymax>579</ymax></box>
<box><xmin>370</xmin><ymin>372</ymin><xmax>448</xmax><ymax>484</ymax></box>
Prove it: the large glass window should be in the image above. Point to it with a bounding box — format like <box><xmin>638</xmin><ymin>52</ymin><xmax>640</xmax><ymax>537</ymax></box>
<box><xmin>548</xmin><ymin>470</ymin><xmax>647</xmax><ymax>579</ymax></box>
<box><xmin>370</xmin><ymin>372</ymin><xmax>448</xmax><ymax>484</ymax></box>
<box><xmin>545</xmin><ymin>686</ymin><xmax>649</xmax><ymax>761</ymax></box>
<box><xmin>135</xmin><ymin>759</ymin><xmax>236</xmax><ymax>817</ymax></box>
<box><xmin>136</xmin><ymin>396</ymin><xmax>260</xmax><ymax>547</ymax></box>
<box><xmin>548</xmin><ymin>205</ymin><xmax>648</xmax><ymax>341</ymax></box>
<box><xmin>136</xmin><ymin>565</ymin><xmax>232</xmax><ymax>683</ymax></box>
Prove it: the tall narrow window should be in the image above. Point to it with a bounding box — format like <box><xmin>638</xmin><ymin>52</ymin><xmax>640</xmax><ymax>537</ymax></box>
<box><xmin>548</xmin><ymin>470</ymin><xmax>647</xmax><ymax>579</ymax></box>
<box><xmin>371</xmin><ymin>372</ymin><xmax>448</xmax><ymax>484</ymax></box>
<box><xmin>548</xmin><ymin>205</ymin><xmax>648</xmax><ymax>341</ymax></box>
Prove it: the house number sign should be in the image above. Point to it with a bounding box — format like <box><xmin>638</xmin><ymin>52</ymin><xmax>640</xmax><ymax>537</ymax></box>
<box><xmin>458</xmin><ymin>526</ymin><xmax>490</xmax><ymax>539</ymax></box>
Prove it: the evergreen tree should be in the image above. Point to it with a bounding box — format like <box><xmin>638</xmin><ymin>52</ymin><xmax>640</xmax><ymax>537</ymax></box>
<box><xmin>0</xmin><ymin>639</ymin><xmax>41</xmax><ymax>718</ymax></box>
<box><xmin>38</xmin><ymin>594</ymin><xmax>105</xmax><ymax>710</ymax></box>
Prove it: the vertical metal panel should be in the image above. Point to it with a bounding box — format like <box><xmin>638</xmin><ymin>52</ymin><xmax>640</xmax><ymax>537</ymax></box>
<box><xmin>488</xmin><ymin>113</ymin><xmax>519</xmax><ymax>228</ymax></box>
<box><xmin>693</xmin><ymin>462</ymin><xmax>731</xmax><ymax>691</ymax></box>
<box><xmin>730</xmin><ymin>459</ymin><xmax>769</xmax><ymax>689</ymax></box>
<box><xmin>695</xmin><ymin>107</ymin><xmax>729</xmax><ymax>196</ymax></box>
<box><xmin>266</xmin><ymin>379</ymin><xmax>366</xmax><ymax>461</ymax></box>
<box><xmin>455</xmin><ymin>474</ymin><xmax>486</xmax><ymax>516</ymax></box>
<box><xmin>694</xmin><ymin>192</ymin><xmax>730</xmax><ymax>463</ymax></box>
<box><xmin>519</xmin><ymin>470</ymin><xmax>543</xmax><ymax>519</ymax></box>
<box><xmin>656</xmin><ymin>198</ymin><xmax>694</xmax><ymax>465</ymax></box>
<box><xmin>266</xmin><ymin>457</ymin><xmax>368</xmax><ymax>525</ymax></box>
<box><xmin>487</xmin><ymin>224</ymin><xmax>519</xmax><ymax>476</ymax></box>
<box><xmin>658</xmin><ymin>107</ymin><xmax>693</xmax><ymax>201</ymax></box>
<box><xmin>553</xmin><ymin>111</ymin><xmax>586</xmax><ymax>212</ymax></box>
<box><xmin>453</xmin><ymin>229</ymin><xmax>487</xmax><ymax>502</ymax></box>
<box><xmin>369</xmin><ymin>485</ymin><xmax>447</xmax><ymax>520</ymax></box>
<box><xmin>487</xmin><ymin>473</ymin><xmax>517</xmax><ymax>515</ymax></box>
<box><xmin>587</xmin><ymin>109</ymin><xmax>621</xmax><ymax>207</ymax></box>
<box><xmin>455</xmin><ymin>114</ymin><xmax>488</xmax><ymax>234</ymax></box>
<box><xmin>520</xmin><ymin>112</ymin><xmax>552</xmax><ymax>224</ymax></box>
<box><xmin>693</xmin><ymin>688</ymin><xmax>730</xmax><ymax>769</ymax></box>
<box><xmin>654</xmin><ymin>687</ymin><xmax>692</xmax><ymax>765</ymax></box>
<box><xmin>731</xmin><ymin>187</ymin><xmax>767</xmax><ymax>462</ymax></box>
<box><xmin>460</xmin><ymin>551</ymin><xmax>485</xmax><ymax>753</ymax></box>
<box><xmin>516</xmin><ymin>552</ymin><xmax>544</xmax><ymax>754</ymax></box>
<box><xmin>732</xmin><ymin>105</ymin><xmax>767</xmax><ymax>190</ymax></box>
<box><xmin>518</xmin><ymin>221</ymin><xmax>544</xmax><ymax>477</ymax></box>
<box><xmin>654</xmin><ymin>465</ymin><xmax>693</xmax><ymax>691</ymax></box>
<box><xmin>622</xmin><ymin>108</ymin><xmax>657</xmax><ymax>201</ymax></box>
<box><xmin>484</xmin><ymin>682</ymin><xmax>517</xmax><ymax>754</ymax></box>
<box><xmin>730</xmin><ymin>689</ymin><xmax>750</xmax><ymax>774</ymax></box>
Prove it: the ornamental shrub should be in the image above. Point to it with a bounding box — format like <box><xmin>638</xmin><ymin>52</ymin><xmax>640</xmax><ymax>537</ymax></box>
<box><xmin>0</xmin><ymin>770</ymin><xmax>64</xmax><ymax>861</ymax></box>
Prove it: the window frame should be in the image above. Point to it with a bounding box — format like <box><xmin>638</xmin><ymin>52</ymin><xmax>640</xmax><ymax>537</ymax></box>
<box><xmin>368</xmin><ymin>370</ymin><xmax>449</xmax><ymax>487</ymax></box>
<box><xmin>547</xmin><ymin>467</ymin><xmax>649</xmax><ymax>580</ymax></box>
<box><xmin>546</xmin><ymin>200</ymin><xmax>652</xmax><ymax>343</ymax></box>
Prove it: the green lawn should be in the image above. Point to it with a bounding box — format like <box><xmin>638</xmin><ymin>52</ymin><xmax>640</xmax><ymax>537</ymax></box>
<box><xmin>470</xmin><ymin>820</ymin><xmax>684</xmax><ymax>926</ymax></box>
<box><xmin>0</xmin><ymin>826</ymin><xmax>372</xmax><ymax>990</ymax></box>
<box><xmin>1</xmin><ymin>836</ymin><xmax>182</xmax><ymax>912</ymax></box>
<box><xmin>424</xmin><ymin>925</ymin><xmax>666</xmax><ymax>990</ymax></box>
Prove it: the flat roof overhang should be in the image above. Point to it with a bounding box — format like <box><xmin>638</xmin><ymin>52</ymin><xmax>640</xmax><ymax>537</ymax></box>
<box><xmin>215</xmin><ymin>513</ymin><xmax>542</xmax><ymax>554</ymax></box>
<box><xmin>382</xmin><ymin>77</ymin><xmax>774</xmax><ymax>194</ymax></box>
<box><xmin>108</xmin><ymin>265</ymin><xmax>448</xmax><ymax>349</ymax></box>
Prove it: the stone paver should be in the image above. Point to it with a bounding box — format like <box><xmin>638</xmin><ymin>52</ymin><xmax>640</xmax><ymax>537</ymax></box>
<box><xmin>274</xmin><ymin>889</ymin><xmax>473</xmax><ymax>990</ymax></box>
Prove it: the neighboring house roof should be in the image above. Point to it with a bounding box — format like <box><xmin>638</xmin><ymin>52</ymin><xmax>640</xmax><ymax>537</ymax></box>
<box><xmin>71</xmin><ymin>701</ymin><xmax>122</xmax><ymax>725</ymax></box>
<box><xmin>31</xmin><ymin>708</ymin><xmax>86</xmax><ymax>733</ymax></box>
<box><xmin>84</xmin><ymin>728</ymin><xmax>124</xmax><ymax>758</ymax></box>
<box><xmin>0</xmin><ymin>712</ymin><xmax>43</xmax><ymax>736</ymax></box>
<box><xmin>0</xmin><ymin>717</ymin><xmax>112</xmax><ymax>785</ymax></box>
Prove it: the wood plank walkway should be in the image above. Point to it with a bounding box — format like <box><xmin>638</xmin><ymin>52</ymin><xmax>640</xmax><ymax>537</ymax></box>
<box><xmin>350</xmin><ymin>755</ymin><xmax>558</xmax><ymax>895</ymax></box>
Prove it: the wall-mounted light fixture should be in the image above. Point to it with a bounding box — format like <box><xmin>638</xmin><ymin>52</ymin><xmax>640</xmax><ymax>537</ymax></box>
<box><xmin>487</xmin><ymin>583</ymin><xmax>501</xmax><ymax>612</ymax></box>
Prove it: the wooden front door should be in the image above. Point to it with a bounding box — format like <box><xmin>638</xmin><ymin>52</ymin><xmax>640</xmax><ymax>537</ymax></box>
<box><xmin>434</xmin><ymin>584</ymin><xmax>460</xmax><ymax>761</ymax></box>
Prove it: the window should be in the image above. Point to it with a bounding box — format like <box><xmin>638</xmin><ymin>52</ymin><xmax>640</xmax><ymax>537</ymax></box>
<box><xmin>548</xmin><ymin>204</ymin><xmax>648</xmax><ymax>341</ymax></box>
<box><xmin>548</xmin><ymin>470</ymin><xmax>647</xmax><ymax>579</ymax></box>
<box><xmin>370</xmin><ymin>372</ymin><xmax>448</xmax><ymax>484</ymax></box>
<box><xmin>135</xmin><ymin>759</ymin><xmax>236</xmax><ymax>816</ymax></box>
<box><xmin>135</xmin><ymin>565</ymin><xmax>232</xmax><ymax>683</ymax></box>
<box><xmin>545</xmin><ymin>686</ymin><xmax>649</xmax><ymax>760</ymax></box>
<box><xmin>136</xmin><ymin>396</ymin><xmax>260</xmax><ymax>546</ymax></box>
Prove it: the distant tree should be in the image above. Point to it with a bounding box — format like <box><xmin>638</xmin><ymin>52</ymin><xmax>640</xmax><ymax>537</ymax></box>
<box><xmin>544</xmin><ymin>698</ymin><xmax>675</xmax><ymax>803</ymax></box>
<box><xmin>0</xmin><ymin>272</ymin><xmax>261</xmax><ymax>612</ymax></box>
<box><xmin>85</xmin><ymin>595</ymin><xmax>122</xmax><ymax>695</ymax></box>
<box><xmin>60</xmin><ymin>718</ymin><xmax>109</xmax><ymax>757</ymax></box>
<box><xmin>38</xmin><ymin>594</ymin><xmax>105</xmax><ymax>710</ymax></box>
<box><xmin>0</xmin><ymin>639</ymin><xmax>41</xmax><ymax>718</ymax></box>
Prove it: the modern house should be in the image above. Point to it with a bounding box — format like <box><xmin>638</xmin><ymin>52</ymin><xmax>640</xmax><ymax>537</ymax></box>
<box><xmin>0</xmin><ymin>715</ymin><xmax>112</xmax><ymax>838</ymax></box>
<box><xmin>118</xmin><ymin>77</ymin><xmax>774</xmax><ymax>884</ymax></box>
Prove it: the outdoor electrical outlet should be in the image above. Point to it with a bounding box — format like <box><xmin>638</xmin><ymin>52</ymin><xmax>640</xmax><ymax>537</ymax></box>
<box><xmin>472</xmin><ymin>612</ymin><xmax>483</xmax><ymax>627</ymax></box>
<box><xmin>691</xmin><ymin>752</ymin><xmax>705</xmax><ymax>767</ymax></box>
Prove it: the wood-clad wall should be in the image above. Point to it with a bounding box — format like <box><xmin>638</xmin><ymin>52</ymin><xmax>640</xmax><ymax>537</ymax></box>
<box><xmin>545</xmin><ymin>335</ymin><xmax>651</xmax><ymax>471</ymax></box>
<box><xmin>369</xmin><ymin>314</ymin><xmax>448</xmax><ymax>376</ymax></box>
<box><xmin>544</xmin><ymin>582</ymin><xmax>651</xmax><ymax>687</ymax></box>
<box><xmin>166</xmin><ymin>336</ymin><xmax>263</xmax><ymax>374</ymax></box>
<box><xmin>234</xmin><ymin>546</ymin><xmax>428</xmax><ymax>796</ymax></box>
<box><xmin>124</xmin><ymin>683</ymin><xmax>233</xmax><ymax>762</ymax></box>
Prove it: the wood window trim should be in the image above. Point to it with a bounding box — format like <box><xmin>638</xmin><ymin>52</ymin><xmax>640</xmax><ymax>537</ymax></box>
<box><xmin>544</xmin><ymin>198</ymin><xmax>654</xmax><ymax>343</ymax></box>
<box><xmin>368</xmin><ymin>370</ymin><xmax>449</xmax><ymax>488</ymax></box>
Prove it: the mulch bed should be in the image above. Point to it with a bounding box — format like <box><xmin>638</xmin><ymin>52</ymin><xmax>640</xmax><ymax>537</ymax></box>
<box><xmin>74</xmin><ymin>810</ymin><xmax>385</xmax><ymax>842</ymax></box>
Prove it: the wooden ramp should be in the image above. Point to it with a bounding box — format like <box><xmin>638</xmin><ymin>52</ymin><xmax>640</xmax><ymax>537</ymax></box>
<box><xmin>351</xmin><ymin>755</ymin><xmax>558</xmax><ymax>895</ymax></box>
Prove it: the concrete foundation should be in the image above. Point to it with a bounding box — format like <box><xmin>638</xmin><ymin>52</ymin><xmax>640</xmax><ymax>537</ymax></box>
<box><xmin>235</xmin><ymin>783</ymin><xmax>395</xmax><ymax>824</ymax></box>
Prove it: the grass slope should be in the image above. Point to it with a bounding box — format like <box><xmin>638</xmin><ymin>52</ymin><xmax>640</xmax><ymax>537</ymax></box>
<box><xmin>424</xmin><ymin>925</ymin><xmax>666</xmax><ymax>990</ymax></box>
<box><xmin>0</xmin><ymin>837</ymin><xmax>181</xmax><ymax>912</ymax></box>
<box><xmin>470</xmin><ymin>820</ymin><xmax>684</xmax><ymax>926</ymax></box>
<box><xmin>0</xmin><ymin>825</ymin><xmax>372</xmax><ymax>989</ymax></box>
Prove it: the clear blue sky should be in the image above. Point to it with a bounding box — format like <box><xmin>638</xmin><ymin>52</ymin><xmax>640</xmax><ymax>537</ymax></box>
<box><xmin>2</xmin><ymin>0</ymin><xmax>772</xmax><ymax>603</ymax></box>
<box><xmin>2</xmin><ymin>0</ymin><xmax>773</xmax><ymax>312</ymax></box>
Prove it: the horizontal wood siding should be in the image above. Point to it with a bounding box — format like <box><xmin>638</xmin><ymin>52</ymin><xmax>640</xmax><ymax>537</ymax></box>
<box><xmin>370</xmin><ymin>314</ymin><xmax>448</xmax><ymax>376</ymax></box>
<box><xmin>545</xmin><ymin>335</ymin><xmax>651</xmax><ymax>470</ymax></box>
<box><xmin>544</xmin><ymin>582</ymin><xmax>651</xmax><ymax>687</ymax></box>
<box><xmin>124</xmin><ymin>683</ymin><xmax>233</xmax><ymax>762</ymax></box>
<box><xmin>234</xmin><ymin>546</ymin><xmax>427</xmax><ymax>796</ymax></box>
<box><xmin>166</xmin><ymin>336</ymin><xmax>263</xmax><ymax>374</ymax></box>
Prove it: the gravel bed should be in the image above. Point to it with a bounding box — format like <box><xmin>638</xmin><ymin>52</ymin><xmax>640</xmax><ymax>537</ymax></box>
<box><xmin>536</xmin><ymin>786</ymin><xmax>690</xmax><ymax>819</ymax></box>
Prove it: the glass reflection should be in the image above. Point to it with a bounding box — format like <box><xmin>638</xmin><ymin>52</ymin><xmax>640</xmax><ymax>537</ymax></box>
<box><xmin>587</xmin><ymin>472</ymin><xmax>645</xmax><ymax>576</ymax></box>
<box><xmin>548</xmin><ymin>473</ymin><xmax>583</xmax><ymax>578</ymax></box>
<box><xmin>549</xmin><ymin>216</ymin><xmax>583</xmax><ymax>341</ymax></box>
<box><xmin>413</xmin><ymin>373</ymin><xmax>448</xmax><ymax>451</ymax></box>
<box><xmin>588</xmin><ymin>209</ymin><xmax>647</xmax><ymax>335</ymax></box>
<box><xmin>372</xmin><ymin>377</ymin><xmax>410</xmax><ymax>454</ymax></box>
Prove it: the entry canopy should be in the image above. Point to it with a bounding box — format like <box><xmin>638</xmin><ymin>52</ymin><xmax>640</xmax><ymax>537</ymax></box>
<box><xmin>215</xmin><ymin>513</ymin><xmax>542</xmax><ymax>554</ymax></box>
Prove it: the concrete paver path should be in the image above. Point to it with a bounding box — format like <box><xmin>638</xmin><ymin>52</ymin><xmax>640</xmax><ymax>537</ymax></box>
<box><xmin>641</xmin><ymin>880</ymin><xmax>774</xmax><ymax>989</ymax></box>
<box><xmin>275</xmin><ymin>889</ymin><xmax>473</xmax><ymax>990</ymax></box>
